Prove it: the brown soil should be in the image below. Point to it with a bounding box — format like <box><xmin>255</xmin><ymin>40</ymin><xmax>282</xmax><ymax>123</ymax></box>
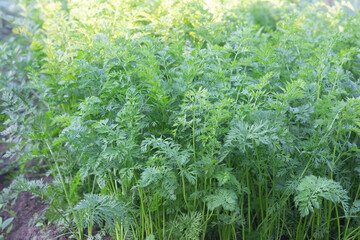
<box><xmin>0</xmin><ymin>172</ymin><xmax>8</xmax><ymax>193</ymax></box>
<box><xmin>0</xmin><ymin>141</ymin><xmax>68</xmax><ymax>239</ymax></box>
<box><xmin>0</xmin><ymin>192</ymin><xmax>68</xmax><ymax>240</ymax></box>
<box><xmin>0</xmin><ymin>141</ymin><xmax>71</xmax><ymax>240</ymax></box>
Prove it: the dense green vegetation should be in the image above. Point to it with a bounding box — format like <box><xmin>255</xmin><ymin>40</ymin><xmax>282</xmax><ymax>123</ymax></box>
<box><xmin>1</xmin><ymin>0</ymin><xmax>360</xmax><ymax>239</ymax></box>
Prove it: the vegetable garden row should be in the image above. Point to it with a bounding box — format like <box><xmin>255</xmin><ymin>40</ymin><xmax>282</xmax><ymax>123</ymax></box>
<box><xmin>1</xmin><ymin>0</ymin><xmax>360</xmax><ymax>239</ymax></box>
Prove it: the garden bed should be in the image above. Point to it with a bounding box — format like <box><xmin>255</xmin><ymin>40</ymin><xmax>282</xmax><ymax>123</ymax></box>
<box><xmin>1</xmin><ymin>0</ymin><xmax>360</xmax><ymax>239</ymax></box>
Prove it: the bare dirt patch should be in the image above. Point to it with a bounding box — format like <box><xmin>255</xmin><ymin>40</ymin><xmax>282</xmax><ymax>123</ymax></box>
<box><xmin>1</xmin><ymin>192</ymin><xmax>68</xmax><ymax>240</ymax></box>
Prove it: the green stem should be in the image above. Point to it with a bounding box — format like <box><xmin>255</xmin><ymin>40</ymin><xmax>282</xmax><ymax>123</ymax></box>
<box><xmin>193</xmin><ymin>100</ymin><xmax>198</xmax><ymax>209</ymax></box>
<box><xmin>344</xmin><ymin>183</ymin><xmax>360</xmax><ymax>237</ymax></box>
<box><xmin>296</xmin><ymin>216</ymin><xmax>303</xmax><ymax>240</ymax></box>
<box><xmin>177</xmin><ymin>160</ymin><xmax>190</xmax><ymax>211</ymax></box>
<box><xmin>88</xmin><ymin>220</ymin><xmax>93</xmax><ymax>238</ymax></box>
<box><xmin>246</xmin><ymin>165</ymin><xmax>251</xmax><ymax>233</ymax></box>
<box><xmin>310</xmin><ymin>212</ymin><xmax>316</xmax><ymax>240</ymax></box>
<box><xmin>49</xmin><ymin>203</ymin><xmax>79</xmax><ymax>239</ymax></box>
<box><xmin>45</xmin><ymin>141</ymin><xmax>83</xmax><ymax>239</ymax></box>
<box><xmin>254</xmin><ymin>146</ymin><xmax>264</xmax><ymax>224</ymax></box>
<box><xmin>257</xmin><ymin>154</ymin><xmax>314</xmax><ymax>232</ymax></box>
<box><xmin>335</xmin><ymin>205</ymin><xmax>341</xmax><ymax>240</ymax></box>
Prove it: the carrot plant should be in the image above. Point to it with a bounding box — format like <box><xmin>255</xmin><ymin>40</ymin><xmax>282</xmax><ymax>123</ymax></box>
<box><xmin>1</xmin><ymin>0</ymin><xmax>360</xmax><ymax>239</ymax></box>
